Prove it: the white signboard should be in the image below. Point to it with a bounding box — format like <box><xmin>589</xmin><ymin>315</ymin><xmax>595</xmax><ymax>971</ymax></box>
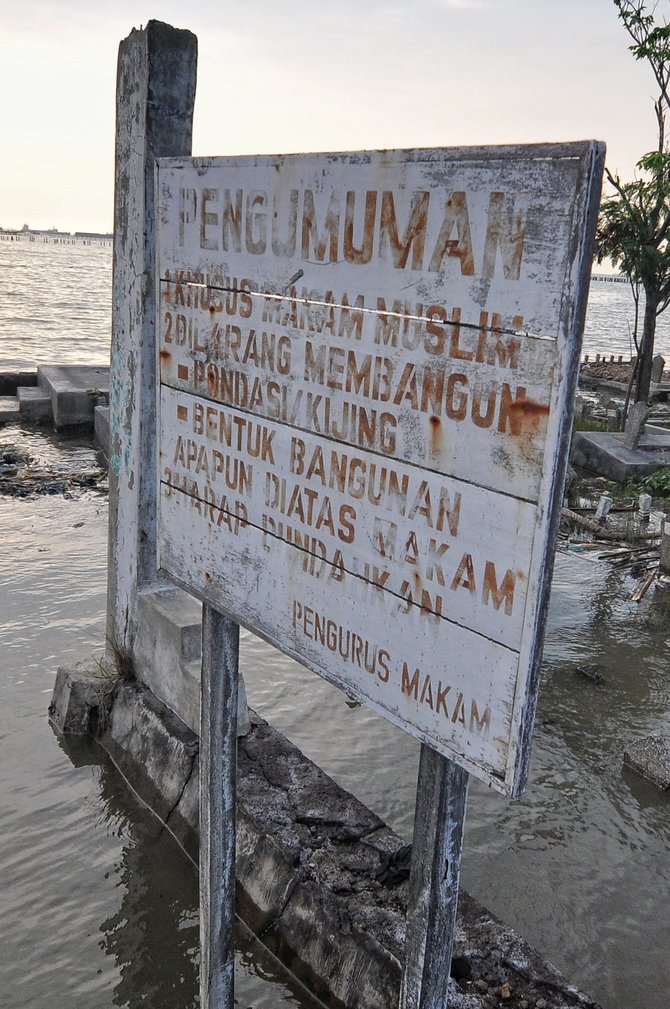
<box><xmin>155</xmin><ymin>144</ymin><xmax>604</xmax><ymax>795</ymax></box>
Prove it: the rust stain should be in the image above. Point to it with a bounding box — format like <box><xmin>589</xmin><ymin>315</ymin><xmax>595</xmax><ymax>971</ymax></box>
<box><xmin>204</xmin><ymin>571</ymin><xmax>213</xmax><ymax>584</ymax></box>
<box><xmin>508</xmin><ymin>398</ymin><xmax>550</xmax><ymax>437</ymax></box>
<box><xmin>159</xmin><ymin>349</ymin><xmax>171</xmax><ymax>361</ymax></box>
<box><xmin>207</xmin><ymin>368</ymin><xmax>218</xmax><ymax>398</ymax></box>
<box><xmin>510</xmin><ymin>398</ymin><xmax>550</xmax><ymax>417</ymax></box>
<box><xmin>429</xmin><ymin>414</ymin><xmax>441</xmax><ymax>455</ymax></box>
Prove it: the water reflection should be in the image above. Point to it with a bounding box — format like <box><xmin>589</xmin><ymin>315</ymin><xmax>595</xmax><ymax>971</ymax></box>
<box><xmin>3</xmin><ymin>420</ymin><xmax>670</xmax><ymax>1008</ymax></box>
<box><xmin>52</xmin><ymin>733</ymin><xmax>200</xmax><ymax>1009</ymax></box>
<box><xmin>0</xmin><ymin>436</ymin><xmax>317</xmax><ymax>1009</ymax></box>
<box><xmin>54</xmin><ymin>733</ymin><xmax>320</xmax><ymax>1009</ymax></box>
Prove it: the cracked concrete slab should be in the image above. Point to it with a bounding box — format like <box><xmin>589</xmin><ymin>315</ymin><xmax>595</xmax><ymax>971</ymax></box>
<box><xmin>624</xmin><ymin>735</ymin><xmax>670</xmax><ymax>789</ymax></box>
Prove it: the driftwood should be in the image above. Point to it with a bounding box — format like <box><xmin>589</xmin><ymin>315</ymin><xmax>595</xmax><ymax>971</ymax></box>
<box><xmin>561</xmin><ymin>507</ymin><xmax>660</xmax><ymax>541</ymax></box>
<box><xmin>0</xmin><ymin>467</ymin><xmax>107</xmax><ymax>498</ymax></box>
<box><xmin>631</xmin><ymin>568</ymin><xmax>658</xmax><ymax>602</ymax></box>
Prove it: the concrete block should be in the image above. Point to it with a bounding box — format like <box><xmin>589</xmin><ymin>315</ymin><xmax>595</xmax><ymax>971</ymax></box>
<box><xmin>133</xmin><ymin>587</ymin><xmax>251</xmax><ymax>738</ymax></box>
<box><xmin>37</xmin><ymin>364</ymin><xmax>109</xmax><ymax>428</ymax></box>
<box><xmin>17</xmin><ymin>385</ymin><xmax>52</xmax><ymax>423</ymax></box>
<box><xmin>166</xmin><ymin>759</ymin><xmax>199</xmax><ymax>863</ymax></box>
<box><xmin>264</xmin><ymin>875</ymin><xmax>402</xmax><ymax>1009</ymax></box>
<box><xmin>48</xmin><ymin>660</ymin><xmax>115</xmax><ymax>735</ymax></box>
<box><xmin>94</xmin><ymin>405</ymin><xmax>110</xmax><ymax>459</ymax></box>
<box><xmin>624</xmin><ymin>735</ymin><xmax>670</xmax><ymax>789</ymax></box>
<box><xmin>241</xmin><ymin>719</ymin><xmax>384</xmax><ymax>841</ymax></box>
<box><xmin>134</xmin><ymin>587</ymin><xmax>202</xmax><ymax>733</ymax></box>
<box><xmin>572</xmin><ymin>429</ymin><xmax>670</xmax><ymax>482</ymax></box>
<box><xmin>0</xmin><ymin>396</ymin><xmax>20</xmax><ymax>424</ymax></box>
<box><xmin>236</xmin><ymin>807</ymin><xmax>301</xmax><ymax>933</ymax></box>
<box><xmin>101</xmin><ymin>680</ymin><xmax>199</xmax><ymax>823</ymax></box>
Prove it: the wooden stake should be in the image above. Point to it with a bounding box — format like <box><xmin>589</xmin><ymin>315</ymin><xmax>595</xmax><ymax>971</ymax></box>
<box><xmin>400</xmin><ymin>746</ymin><xmax>469</xmax><ymax>1009</ymax></box>
<box><xmin>200</xmin><ymin>605</ymin><xmax>239</xmax><ymax>1009</ymax></box>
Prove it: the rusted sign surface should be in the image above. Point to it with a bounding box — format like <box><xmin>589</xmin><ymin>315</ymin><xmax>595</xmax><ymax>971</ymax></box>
<box><xmin>156</xmin><ymin>144</ymin><xmax>604</xmax><ymax>794</ymax></box>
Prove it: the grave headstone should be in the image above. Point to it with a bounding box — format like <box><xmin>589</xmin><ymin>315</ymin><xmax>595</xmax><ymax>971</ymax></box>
<box><xmin>594</xmin><ymin>495</ymin><xmax>613</xmax><ymax>524</ymax></box>
<box><xmin>638</xmin><ymin>493</ymin><xmax>652</xmax><ymax>521</ymax></box>
<box><xmin>651</xmin><ymin>355</ymin><xmax>665</xmax><ymax>384</ymax></box>
<box><xmin>624</xmin><ymin>401</ymin><xmax>650</xmax><ymax>449</ymax></box>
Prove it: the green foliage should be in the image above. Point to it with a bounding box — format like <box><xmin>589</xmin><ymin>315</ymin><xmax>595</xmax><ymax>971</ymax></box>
<box><xmin>572</xmin><ymin>414</ymin><xmax>608</xmax><ymax>433</ymax></box>
<box><xmin>637</xmin><ymin>466</ymin><xmax>670</xmax><ymax>497</ymax></box>
<box><xmin>614</xmin><ymin>0</ymin><xmax>670</xmax><ymax>80</ymax></box>
<box><xmin>597</xmin><ymin>154</ymin><xmax>670</xmax><ymax>306</ymax></box>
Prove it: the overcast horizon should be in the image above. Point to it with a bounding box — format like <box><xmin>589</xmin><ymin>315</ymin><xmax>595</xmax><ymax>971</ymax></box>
<box><xmin>1</xmin><ymin>0</ymin><xmax>665</xmax><ymax>234</ymax></box>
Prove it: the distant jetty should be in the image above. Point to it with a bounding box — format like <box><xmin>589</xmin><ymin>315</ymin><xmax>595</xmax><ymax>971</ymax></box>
<box><xmin>0</xmin><ymin>226</ymin><xmax>112</xmax><ymax>247</ymax></box>
<box><xmin>590</xmin><ymin>272</ymin><xmax>629</xmax><ymax>284</ymax></box>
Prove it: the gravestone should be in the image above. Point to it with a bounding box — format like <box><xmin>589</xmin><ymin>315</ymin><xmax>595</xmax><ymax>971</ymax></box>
<box><xmin>594</xmin><ymin>494</ymin><xmax>613</xmax><ymax>524</ymax></box>
<box><xmin>624</xmin><ymin>401</ymin><xmax>650</xmax><ymax>449</ymax></box>
<box><xmin>651</xmin><ymin>354</ymin><xmax>665</xmax><ymax>384</ymax></box>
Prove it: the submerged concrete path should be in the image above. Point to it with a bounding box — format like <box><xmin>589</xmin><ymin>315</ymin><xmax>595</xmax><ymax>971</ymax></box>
<box><xmin>0</xmin><ymin>365</ymin><xmax>109</xmax><ymax>429</ymax></box>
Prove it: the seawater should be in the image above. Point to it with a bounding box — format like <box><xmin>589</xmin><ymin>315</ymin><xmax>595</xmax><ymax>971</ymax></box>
<box><xmin>1</xmin><ymin>241</ymin><xmax>670</xmax><ymax>1009</ymax></box>
<box><xmin>0</xmin><ymin>239</ymin><xmax>113</xmax><ymax>370</ymax></box>
<box><xmin>0</xmin><ymin>429</ymin><xmax>319</xmax><ymax>1009</ymax></box>
<box><xmin>2</xmin><ymin>238</ymin><xmax>670</xmax><ymax>369</ymax></box>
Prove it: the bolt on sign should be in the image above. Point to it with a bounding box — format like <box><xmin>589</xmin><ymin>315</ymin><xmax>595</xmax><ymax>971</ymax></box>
<box><xmin>156</xmin><ymin>143</ymin><xmax>604</xmax><ymax>797</ymax></box>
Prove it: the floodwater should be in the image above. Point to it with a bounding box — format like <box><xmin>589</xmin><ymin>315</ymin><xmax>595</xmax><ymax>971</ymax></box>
<box><xmin>1</xmin><ymin>236</ymin><xmax>670</xmax><ymax>370</ymax></box>
<box><xmin>0</xmin><ymin>427</ymin><xmax>321</xmax><ymax>1009</ymax></box>
<box><xmin>243</xmin><ymin>553</ymin><xmax>670</xmax><ymax>1009</ymax></box>
<box><xmin>1</xmin><ymin>241</ymin><xmax>669</xmax><ymax>1009</ymax></box>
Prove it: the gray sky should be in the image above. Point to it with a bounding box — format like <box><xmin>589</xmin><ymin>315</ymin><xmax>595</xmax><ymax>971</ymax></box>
<box><xmin>0</xmin><ymin>0</ymin><xmax>662</xmax><ymax>232</ymax></box>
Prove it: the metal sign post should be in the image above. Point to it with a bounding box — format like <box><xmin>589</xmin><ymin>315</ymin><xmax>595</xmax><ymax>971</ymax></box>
<box><xmin>401</xmin><ymin>749</ymin><xmax>469</xmax><ymax>1009</ymax></box>
<box><xmin>200</xmin><ymin>606</ymin><xmax>238</xmax><ymax>1008</ymax></box>
<box><xmin>153</xmin><ymin>143</ymin><xmax>605</xmax><ymax>1007</ymax></box>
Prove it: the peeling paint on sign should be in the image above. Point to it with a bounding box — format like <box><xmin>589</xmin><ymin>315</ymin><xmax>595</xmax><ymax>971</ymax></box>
<box><xmin>155</xmin><ymin>143</ymin><xmax>604</xmax><ymax>795</ymax></box>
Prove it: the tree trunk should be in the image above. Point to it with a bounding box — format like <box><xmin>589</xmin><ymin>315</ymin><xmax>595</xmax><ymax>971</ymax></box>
<box><xmin>634</xmin><ymin>288</ymin><xmax>660</xmax><ymax>402</ymax></box>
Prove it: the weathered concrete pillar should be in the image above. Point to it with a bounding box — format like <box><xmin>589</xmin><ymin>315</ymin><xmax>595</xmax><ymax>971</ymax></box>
<box><xmin>660</xmin><ymin>519</ymin><xmax>670</xmax><ymax>574</ymax></box>
<box><xmin>106</xmin><ymin>21</ymin><xmax>250</xmax><ymax>737</ymax></box>
<box><xmin>107</xmin><ymin>20</ymin><xmax>197</xmax><ymax>652</ymax></box>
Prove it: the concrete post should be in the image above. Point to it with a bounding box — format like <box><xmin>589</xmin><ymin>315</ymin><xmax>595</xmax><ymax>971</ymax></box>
<box><xmin>594</xmin><ymin>494</ymin><xmax>613</xmax><ymax>525</ymax></box>
<box><xmin>107</xmin><ymin>20</ymin><xmax>197</xmax><ymax>654</ymax></box>
<box><xmin>106</xmin><ymin>21</ymin><xmax>250</xmax><ymax>737</ymax></box>
<box><xmin>659</xmin><ymin>519</ymin><xmax>670</xmax><ymax>574</ymax></box>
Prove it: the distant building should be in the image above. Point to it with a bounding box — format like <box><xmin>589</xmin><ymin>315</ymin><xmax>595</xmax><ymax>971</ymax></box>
<box><xmin>0</xmin><ymin>225</ymin><xmax>112</xmax><ymax>245</ymax></box>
